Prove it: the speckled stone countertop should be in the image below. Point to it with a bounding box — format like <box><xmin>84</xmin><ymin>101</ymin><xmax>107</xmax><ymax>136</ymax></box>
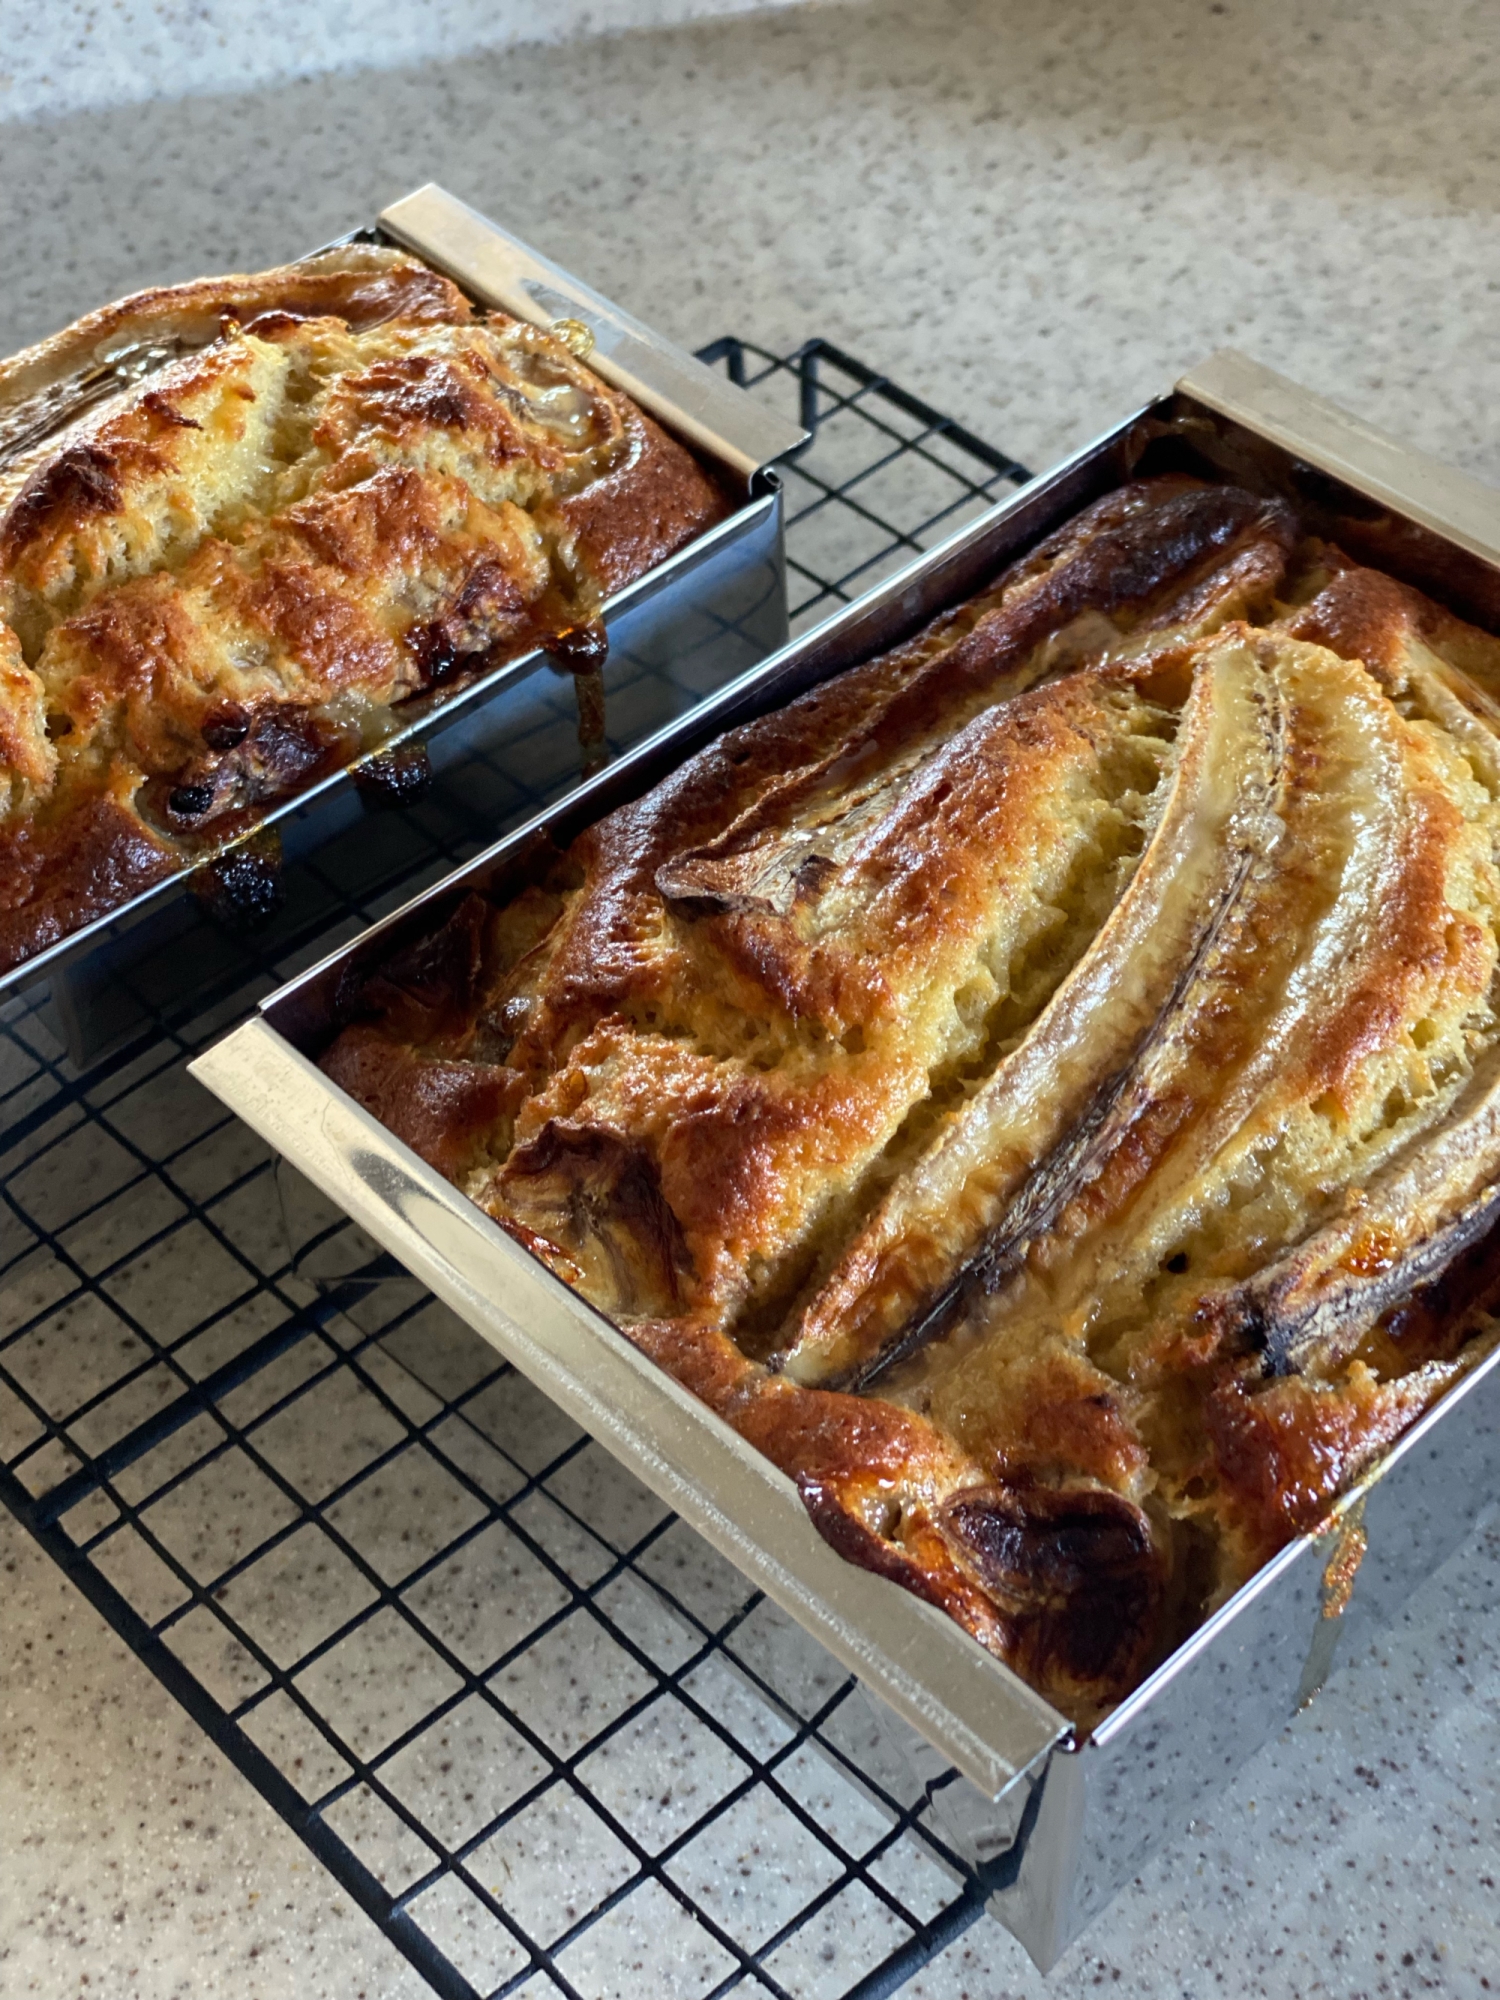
<box><xmin>0</xmin><ymin>0</ymin><xmax>800</xmax><ymax>124</ymax></box>
<box><xmin>3</xmin><ymin>3</ymin><xmax>1500</xmax><ymax>1996</ymax></box>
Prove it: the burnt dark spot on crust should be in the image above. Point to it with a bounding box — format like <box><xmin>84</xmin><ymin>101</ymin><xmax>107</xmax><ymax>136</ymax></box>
<box><xmin>3</xmin><ymin>442</ymin><xmax>124</xmax><ymax>560</ymax></box>
<box><xmin>404</xmin><ymin>619</ymin><xmax>463</xmax><ymax>686</ymax></box>
<box><xmin>404</xmin><ymin>554</ymin><xmax>529</xmax><ymax>688</ymax></box>
<box><xmin>353</xmin><ymin>741</ymin><xmax>433</xmax><ymax>811</ymax></box>
<box><xmin>201</xmin><ymin>704</ymin><xmax>250</xmax><ymax>751</ymax></box>
<box><xmin>193</xmin><ymin>828</ymin><xmax>284</xmax><ymax>929</ymax></box>
<box><xmin>942</xmin><ymin>1482</ymin><xmax>1154</xmax><ymax>1596</ymax></box>
<box><xmin>939</xmin><ymin>1482</ymin><xmax>1164</xmax><ymax>1686</ymax></box>
<box><xmin>167</xmin><ymin>779</ymin><xmax>215</xmax><ymax>820</ymax></box>
<box><xmin>542</xmin><ymin>618</ymin><xmax>610</xmax><ymax>672</ymax></box>
<box><xmin>353</xmin><ymin>354</ymin><xmax>482</xmax><ymax>437</ymax></box>
<box><xmin>238</xmin><ymin>704</ymin><xmax>344</xmax><ymax>797</ymax></box>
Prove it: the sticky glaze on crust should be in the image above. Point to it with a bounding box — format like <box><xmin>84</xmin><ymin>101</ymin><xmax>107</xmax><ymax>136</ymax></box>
<box><xmin>0</xmin><ymin>244</ymin><xmax>726</xmax><ymax>971</ymax></box>
<box><xmin>318</xmin><ymin>476</ymin><xmax>1500</xmax><ymax>1720</ymax></box>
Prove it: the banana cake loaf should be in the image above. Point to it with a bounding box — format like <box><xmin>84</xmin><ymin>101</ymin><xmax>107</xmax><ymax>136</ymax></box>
<box><xmin>319</xmin><ymin>474</ymin><xmax>1500</xmax><ymax>1717</ymax></box>
<box><xmin>0</xmin><ymin>243</ymin><xmax>725</xmax><ymax>973</ymax></box>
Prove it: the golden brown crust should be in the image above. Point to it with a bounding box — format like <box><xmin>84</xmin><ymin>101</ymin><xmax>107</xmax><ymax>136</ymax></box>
<box><xmin>0</xmin><ymin>788</ymin><xmax>178</xmax><ymax>966</ymax></box>
<box><xmin>321</xmin><ymin>1026</ymin><xmax>525</xmax><ymax>1181</ymax></box>
<box><xmin>0</xmin><ymin>245</ymin><xmax>468</xmax><ymax>453</ymax></box>
<box><xmin>547</xmin><ymin>402</ymin><xmax>735</xmax><ymax>598</ymax></box>
<box><xmin>319</xmin><ymin>477</ymin><xmax>1500</xmax><ymax>1718</ymax></box>
<box><xmin>0</xmin><ymin>251</ymin><xmax>726</xmax><ymax>972</ymax></box>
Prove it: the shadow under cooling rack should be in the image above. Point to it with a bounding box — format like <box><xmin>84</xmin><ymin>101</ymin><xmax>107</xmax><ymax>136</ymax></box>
<box><xmin>0</xmin><ymin>339</ymin><xmax>1033</xmax><ymax>2000</ymax></box>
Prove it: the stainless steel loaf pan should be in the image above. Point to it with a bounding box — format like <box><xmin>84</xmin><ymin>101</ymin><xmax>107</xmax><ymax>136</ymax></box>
<box><xmin>6</xmin><ymin>184</ymin><xmax>806</xmax><ymax>1052</ymax></box>
<box><xmin>190</xmin><ymin>352</ymin><xmax>1500</xmax><ymax>1970</ymax></box>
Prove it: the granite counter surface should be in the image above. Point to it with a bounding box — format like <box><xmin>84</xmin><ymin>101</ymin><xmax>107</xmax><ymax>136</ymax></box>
<box><xmin>3</xmin><ymin>2</ymin><xmax>1499</xmax><ymax>1994</ymax></box>
<box><xmin>2</xmin><ymin>0</ymin><xmax>1498</xmax><ymax>488</ymax></box>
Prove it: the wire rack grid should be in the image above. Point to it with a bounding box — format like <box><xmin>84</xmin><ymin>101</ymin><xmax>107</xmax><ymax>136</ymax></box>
<box><xmin>0</xmin><ymin>340</ymin><xmax>1032</xmax><ymax>2000</ymax></box>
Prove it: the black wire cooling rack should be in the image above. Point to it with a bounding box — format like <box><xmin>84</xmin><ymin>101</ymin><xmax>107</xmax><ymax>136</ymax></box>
<box><xmin>0</xmin><ymin>340</ymin><xmax>1032</xmax><ymax>2000</ymax></box>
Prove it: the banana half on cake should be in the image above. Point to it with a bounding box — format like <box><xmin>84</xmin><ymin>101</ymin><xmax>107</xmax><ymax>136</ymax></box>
<box><xmin>321</xmin><ymin>473</ymin><xmax>1500</xmax><ymax>1719</ymax></box>
<box><xmin>0</xmin><ymin>243</ymin><xmax>725</xmax><ymax>973</ymax></box>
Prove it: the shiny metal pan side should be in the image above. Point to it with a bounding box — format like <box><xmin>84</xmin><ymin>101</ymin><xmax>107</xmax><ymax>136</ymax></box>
<box><xmin>193</xmin><ymin>354</ymin><xmax>1500</xmax><ymax>1969</ymax></box>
